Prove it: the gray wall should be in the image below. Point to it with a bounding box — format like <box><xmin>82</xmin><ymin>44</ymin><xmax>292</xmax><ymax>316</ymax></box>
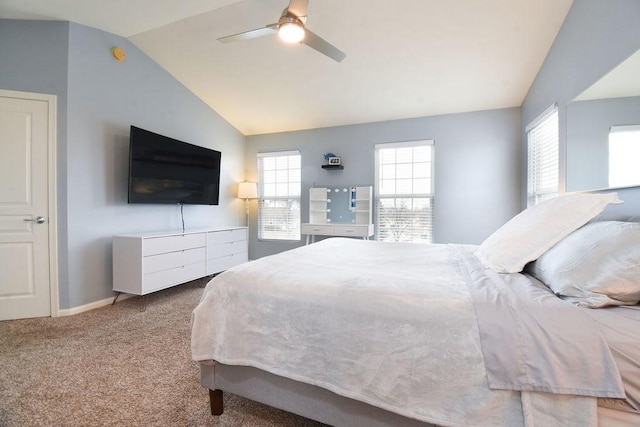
<box><xmin>8</xmin><ymin>0</ymin><xmax>638</xmax><ymax>308</ymax></box>
<box><xmin>1</xmin><ymin>20</ymin><xmax>246</xmax><ymax>309</ymax></box>
<box><xmin>522</xmin><ymin>0</ymin><xmax>640</xmax><ymax>215</ymax></box>
<box><xmin>246</xmin><ymin>107</ymin><xmax>522</xmax><ymax>259</ymax></box>
<box><xmin>0</xmin><ymin>19</ymin><xmax>72</xmax><ymax>309</ymax></box>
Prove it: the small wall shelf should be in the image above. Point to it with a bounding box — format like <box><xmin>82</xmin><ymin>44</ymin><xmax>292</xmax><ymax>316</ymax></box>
<box><xmin>321</xmin><ymin>164</ymin><xmax>344</xmax><ymax>170</ymax></box>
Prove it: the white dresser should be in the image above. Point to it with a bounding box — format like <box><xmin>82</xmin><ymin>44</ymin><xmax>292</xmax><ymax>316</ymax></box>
<box><xmin>113</xmin><ymin>226</ymin><xmax>247</xmax><ymax>297</ymax></box>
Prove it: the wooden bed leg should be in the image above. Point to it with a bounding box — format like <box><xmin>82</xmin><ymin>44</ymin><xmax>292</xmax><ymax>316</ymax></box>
<box><xmin>209</xmin><ymin>389</ymin><xmax>223</xmax><ymax>415</ymax></box>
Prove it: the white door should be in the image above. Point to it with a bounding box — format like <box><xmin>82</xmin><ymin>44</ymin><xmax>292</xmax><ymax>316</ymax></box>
<box><xmin>0</xmin><ymin>90</ymin><xmax>56</xmax><ymax>321</ymax></box>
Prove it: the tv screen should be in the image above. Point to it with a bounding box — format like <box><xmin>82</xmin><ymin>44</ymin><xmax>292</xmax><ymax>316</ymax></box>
<box><xmin>128</xmin><ymin>126</ymin><xmax>222</xmax><ymax>205</ymax></box>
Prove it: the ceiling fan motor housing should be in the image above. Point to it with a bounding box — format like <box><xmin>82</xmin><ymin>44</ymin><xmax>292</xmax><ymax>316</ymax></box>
<box><xmin>278</xmin><ymin>11</ymin><xmax>306</xmax><ymax>43</ymax></box>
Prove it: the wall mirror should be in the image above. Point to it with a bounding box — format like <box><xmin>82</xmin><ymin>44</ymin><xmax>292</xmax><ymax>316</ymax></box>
<box><xmin>327</xmin><ymin>187</ymin><xmax>356</xmax><ymax>224</ymax></box>
<box><xmin>566</xmin><ymin>49</ymin><xmax>640</xmax><ymax>192</ymax></box>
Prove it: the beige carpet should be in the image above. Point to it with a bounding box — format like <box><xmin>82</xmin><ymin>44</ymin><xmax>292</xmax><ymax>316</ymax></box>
<box><xmin>0</xmin><ymin>279</ymin><xmax>326</xmax><ymax>426</ymax></box>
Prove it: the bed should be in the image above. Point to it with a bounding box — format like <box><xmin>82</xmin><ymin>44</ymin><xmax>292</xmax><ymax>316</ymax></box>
<box><xmin>191</xmin><ymin>192</ymin><xmax>640</xmax><ymax>426</ymax></box>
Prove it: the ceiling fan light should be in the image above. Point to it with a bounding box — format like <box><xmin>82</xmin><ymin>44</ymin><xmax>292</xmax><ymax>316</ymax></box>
<box><xmin>278</xmin><ymin>21</ymin><xmax>305</xmax><ymax>43</ymax></box>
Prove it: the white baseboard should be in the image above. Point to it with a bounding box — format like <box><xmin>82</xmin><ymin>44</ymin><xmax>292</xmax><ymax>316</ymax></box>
<box><xmin>56</xmin><ymin>293</ymin><xmax>134</xmax><ymax>317</ymax></box>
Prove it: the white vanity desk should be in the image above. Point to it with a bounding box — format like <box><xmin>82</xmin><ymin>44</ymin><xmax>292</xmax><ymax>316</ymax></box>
<box><xmin>301</xmin><ymin>186</ymin><xmax>374</xmax><ymax>244</ymax></box>
<box><xmin>301</xmin><ymin>223</ymin><xmax>375</xmax><ymax>244</ymax></box>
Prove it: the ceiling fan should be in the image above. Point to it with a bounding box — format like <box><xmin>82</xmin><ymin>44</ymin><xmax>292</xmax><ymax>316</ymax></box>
<box><xmin>217</xmin><ymin>0</ymin><xmax>346</xmax><ymax>62</ymax></box>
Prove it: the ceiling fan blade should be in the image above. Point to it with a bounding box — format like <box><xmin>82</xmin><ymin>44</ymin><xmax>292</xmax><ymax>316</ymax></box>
<box><xmin>303</xmin><ymin>29</ymin><xmax>346</xmax><ymax>62</ymax></box>
<box><xmin>218</xmin><ymin>24</ymin><xmax>277</xmax><ymax>43</ymax></box>
<box><xmin>287</xmin><ymin>0</ymin><xmax>309</xmax><ymax>18</ymax></box>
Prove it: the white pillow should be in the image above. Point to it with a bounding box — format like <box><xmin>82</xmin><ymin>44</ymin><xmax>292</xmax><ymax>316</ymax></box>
<box><xmin>474</xmin><ymin>192</ymin><xmax>622</xmax><ymax>273</ymax></box>
<box><xmin>527</xmin><ymin>221</ymin><xmax>640</xmax><ymax>308</ymax></box>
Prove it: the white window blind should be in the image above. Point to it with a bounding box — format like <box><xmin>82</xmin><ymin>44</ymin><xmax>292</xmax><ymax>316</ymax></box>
<box><xmin>257</xmin><ymin>151</ymin><xmax>301</xmax><ymax>241</ymax></box>
<box><xmin>375</xmin><ymin>140</ymin><xmax>434</xmax><ymax>243</ymax></box>
<box><xmin>526</xmin><ymin>105</ymin><xmax>558</xmax><ymax>207</ymax></box>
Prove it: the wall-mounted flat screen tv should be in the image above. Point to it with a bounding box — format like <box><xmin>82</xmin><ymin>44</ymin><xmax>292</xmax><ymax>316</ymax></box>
<box><xmin>128</xmin><ymin>126</ymin><xmax>222</xmax><ymax>205</ymax></box>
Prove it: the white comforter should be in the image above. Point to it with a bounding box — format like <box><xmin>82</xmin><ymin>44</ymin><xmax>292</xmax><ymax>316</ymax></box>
<box><xmin>191</xmin><ymin>238</ymin><xmax>622</xmax><ymax>426</ymax></box>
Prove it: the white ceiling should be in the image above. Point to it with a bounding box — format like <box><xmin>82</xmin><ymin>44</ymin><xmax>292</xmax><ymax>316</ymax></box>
<box><xmin>0</xmin><ymin>0</ymin><xmax>573</xmax><ymax>135</ymax></box>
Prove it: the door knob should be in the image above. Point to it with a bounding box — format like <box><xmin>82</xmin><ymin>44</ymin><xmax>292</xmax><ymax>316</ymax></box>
<box><xmin>24</xmin><ymin>216</ymin><xmax>46</xmax><ymax>224</ymax></box>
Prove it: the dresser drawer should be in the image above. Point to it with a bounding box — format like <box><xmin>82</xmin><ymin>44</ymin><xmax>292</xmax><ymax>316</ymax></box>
<box><xmin>301</xmin><ymin>224</ymin><xmax>334</xmax><ymax>235</ymax></box>
<box><xmin>207</xmin><ymin>252</ymin><xmax>248</xmax><ymax>275</ymax></box>
<box><xmin>209</xmin><ymin>240</ymin><xmax>246</xmax><ymax>259</ymax></box>
<box><xmin>143</xmin><ymin>233</ymin><xmax>205</xmax><ymax>256</ymax></box>
<box><xmin>333</xmin><ymin>225</ymin><xmax>369</xmax><ymax>237</ymax></box>
<box><xmin>144</xmin><ymin>247</ymin><xmax>205</xmax><ymax>274</ymax></box>
<box><xmin>207</xmin><ymin>228</ymin><xmax>247</xmax><ymax>246</ymax></box>
<box><xmin>144</xmin><ymin>262</ymin><xmax>206</xmax><ymax>293</ymax></box>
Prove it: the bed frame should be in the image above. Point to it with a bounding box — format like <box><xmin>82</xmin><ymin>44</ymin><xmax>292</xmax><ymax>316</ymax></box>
<box><xmin>201</xmin><ymin>362</ymin><xmax>640</xmax><ymax>427</ymax></box>
<box><xmin>201</xmin><ymin>362</ymin><xmax>434</xmax><ymax>427</ymax></box>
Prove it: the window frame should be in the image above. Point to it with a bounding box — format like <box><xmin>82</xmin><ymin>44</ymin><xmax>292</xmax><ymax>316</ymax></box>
<box><xmin>374</xmin><ymin>140</ymin><xmax>435</xmax><ymax>243</ymax></box>
<box><xmin>257</xmin><ymin>150</ymin><xmax>302</xmax><ymax>242</ymax></box>
<box><xmin>526</xmin><ymin>104</ymin><xmax>559</xmax><ymax>207</ymax></box>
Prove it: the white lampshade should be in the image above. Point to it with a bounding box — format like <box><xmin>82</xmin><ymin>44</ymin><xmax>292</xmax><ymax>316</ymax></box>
<box><xmin>237</xmin><ymin>182</ymin><xmax>258</xmax><ymax>199</ymax></box>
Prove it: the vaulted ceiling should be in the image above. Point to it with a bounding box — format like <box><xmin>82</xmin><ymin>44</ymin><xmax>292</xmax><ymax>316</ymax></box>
<box><xmin>0</xmin><ymin>0</ymin><xmax>573</xmax><ymax>135</ymax></box>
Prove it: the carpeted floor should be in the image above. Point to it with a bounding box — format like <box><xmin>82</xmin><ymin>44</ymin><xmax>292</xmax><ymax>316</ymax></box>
<box><xmin>0</xmin><ymin>279</ymin><xmax>326</xmax><ymax>426</ymax></box>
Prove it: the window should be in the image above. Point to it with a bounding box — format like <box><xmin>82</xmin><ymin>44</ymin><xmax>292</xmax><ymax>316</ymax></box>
<box><xmin>257</xmin><ymin>151</ymin><xmax>301</xmax><ymax>240</ymax></box>
<box><xmin>609</xmin><ymin>125</ymin><xmax>640</xmax><ymax>188</ymax></box>
<box><xmin>375</xmin><ymin>140</ymin><xmax>434</xmax><ymax>243</ymax></box>
<box><xmin>526</xmin><ymin>105</ymin><xmax>558</xmax><ymax>207</ymax></box>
